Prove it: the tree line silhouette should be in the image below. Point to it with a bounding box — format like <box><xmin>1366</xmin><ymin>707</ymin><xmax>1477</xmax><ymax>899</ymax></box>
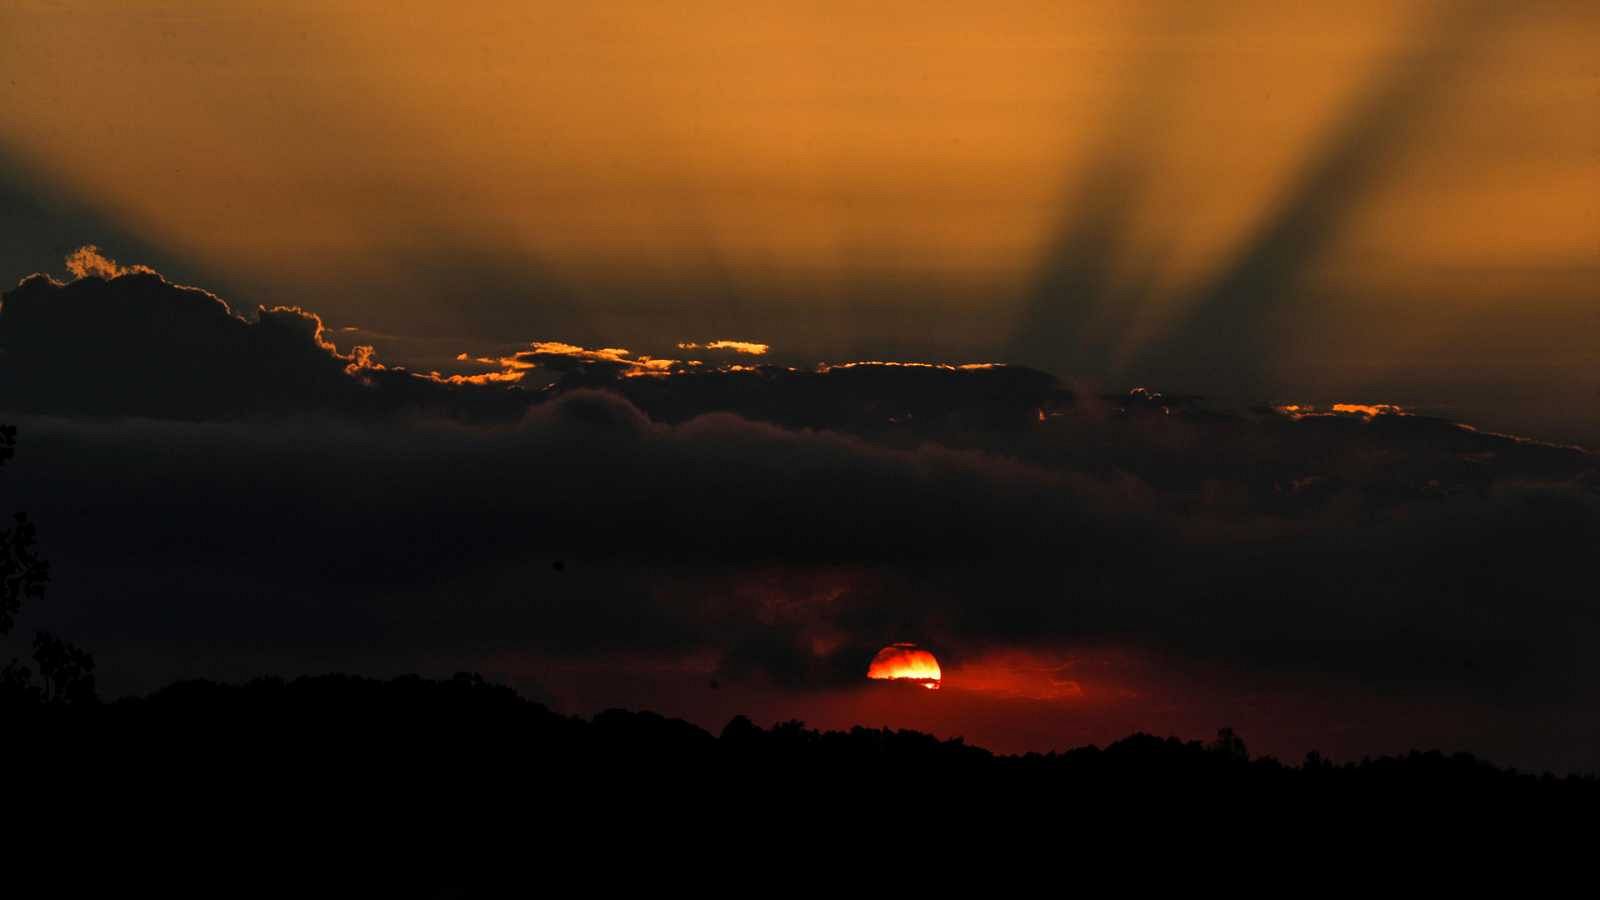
<box><xmin>6</xmin><ymin>670</ymin><xmax>1594</xmax><ymax>800</ymax></box>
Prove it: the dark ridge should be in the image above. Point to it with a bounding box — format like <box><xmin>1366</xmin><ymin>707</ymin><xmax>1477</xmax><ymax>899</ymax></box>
<box><xmin>8</xmin><ymin>672</ymin><xmax>1594</xmax><ymax>796</ymax></box>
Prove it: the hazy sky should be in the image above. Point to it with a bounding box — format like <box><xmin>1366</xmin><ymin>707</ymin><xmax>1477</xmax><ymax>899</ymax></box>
<box><xmin>2</xmin><ymin>0</ymin><xmax>1596</xmax><ymax>440</ymax></box>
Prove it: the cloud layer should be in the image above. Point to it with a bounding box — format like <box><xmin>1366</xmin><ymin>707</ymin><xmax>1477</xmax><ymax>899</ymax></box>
<box><xmin>2</xmin><ymin>258</ymin><xmax>1597</xmax><ymax>769</ymax></box>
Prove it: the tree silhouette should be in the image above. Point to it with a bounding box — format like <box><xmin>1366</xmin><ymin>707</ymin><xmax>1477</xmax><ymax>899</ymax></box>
<box><xmin>1210</xmin><ymin>726</ymin><xmax>1249</xmax><ymax>762</ymax></box>
<box><xmin>1</xmin><ymin>423</ymin><xmax>93</xmax><ymax>706</ymax></box>
<box><xmin>0</xmin><ymin>425</ymin><xmax>50</xmax><ymax>638</ymax></box>
<box><xmin>0</xmin><ymin>656</ymin><xmax>42</xmax><ymax>704</ymax></box>
<box><xmin>31</xmin><ymin>631</ymin><xmax>96</xmax><ymax>705</ymax></box>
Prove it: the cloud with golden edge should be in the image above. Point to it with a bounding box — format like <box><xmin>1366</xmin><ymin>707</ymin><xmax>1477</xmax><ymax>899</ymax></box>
<box><xmin>676</xmin><ymin>340</ymin><xmax>770</xmax><ymax>356</ymax></box>
<box><xmin>451</xmin><ymin>341</ymin><xmax>1015</xmax><ymax>383</ymax></box>
<box><xmin>1275</xmin><ymin>403</ymin><xmax>1409</xmax><ymax>421</ymax></box>
<box><xmin>498</xmin><ymin>341</ymin><xmax>685</xmax><ymax>378</ymax></box>
<box><xmin>54</xmin><ymin>248</ymin><xmax>525</xmax><ymax>393</ymax></box>
<box><xmin>436</xmin><ymin>350</ymin><xmax>530</xmax><ymax>384</ymax></box>
<box><xmin>817</xmin><ymin>361</ymin><xmax>1001</xmax><ymax>373</ymax></box>
<box><xmin>64</xmin><ymin>245</ymin><xmax>158</xmax><ymax>281</ymax></box>
<box><xmin>430</xmin><ymin>369</ymin><xmax>527</xmax><ymax>385</ymax></box>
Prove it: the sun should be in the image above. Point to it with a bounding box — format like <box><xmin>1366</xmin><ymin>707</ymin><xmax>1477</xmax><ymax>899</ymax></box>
<box><xmin>867</xmin><ymin>643</ymin><xmax>942</xmax><ymax>690</ymax></box>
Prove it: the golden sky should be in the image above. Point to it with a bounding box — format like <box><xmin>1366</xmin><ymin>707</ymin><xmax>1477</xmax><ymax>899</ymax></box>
<box><xmin>2</xmin><ymin>0</ymin><xmax>1596</xmax><ymax>435</ymax></box>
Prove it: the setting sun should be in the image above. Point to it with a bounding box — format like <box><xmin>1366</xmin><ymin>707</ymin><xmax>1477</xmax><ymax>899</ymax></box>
<box><xmin>867</xmin><ymin>643</ymin><xmax>942</xmax><ymax>690</ymax></box>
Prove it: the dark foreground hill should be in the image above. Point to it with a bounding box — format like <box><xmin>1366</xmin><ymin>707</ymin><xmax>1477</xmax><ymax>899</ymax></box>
<box><xmin>7</xmin><ymin>672</ymin><xmax>1592</xmax><ymax>803</ymax></box>
<box><xmin>5</xmin><ymin>671</ymin><xmax>1593</xmax><ymax>887</ymax></box>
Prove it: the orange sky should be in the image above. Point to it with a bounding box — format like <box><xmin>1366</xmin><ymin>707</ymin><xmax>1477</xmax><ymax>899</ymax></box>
<box><xmin>2</xmin><ymin>0</ymin><xmax>1596</xmax><ymax>439</ymax></box>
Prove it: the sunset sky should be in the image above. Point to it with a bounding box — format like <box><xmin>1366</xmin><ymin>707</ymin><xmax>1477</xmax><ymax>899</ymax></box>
<box><xmin>1</xmin><ymin>1</ymin><xmax>1597</xmax><ymax>771</ymax></box>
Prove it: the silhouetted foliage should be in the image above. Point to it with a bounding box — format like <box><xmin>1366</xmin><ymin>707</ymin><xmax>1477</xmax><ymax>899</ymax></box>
<box><xmin>30</xmin><ymin>631</ymin><xmax>96</xmax><ymax>705</ymax></box>
<box><xmin>1210</xmin><ymin>726</ymin><xmax>1249</xmax><ymax>761</ymax></box>
<box><xmin>2</xmin><ymin>424</ymin><xmax>93</xmax><ymax>706</ymax></box>
<box><xmin>1</xmin><ymin>426</ymin><xmax>50</xmax><ymax>637</ymax></box>
<box><xmin>1</xmin><ymin>667</ymin><xmax>1589</xmax><ymax>894</ymax></box>
<box><xmin>5</xmin><ymin>671</ymin><xmax>1591</xmax><ymax>813</ymax></box>
<box><xmin>0</xmin><ymin>657</ymin><xmax>40</xmax><ymax>705</ymax></box>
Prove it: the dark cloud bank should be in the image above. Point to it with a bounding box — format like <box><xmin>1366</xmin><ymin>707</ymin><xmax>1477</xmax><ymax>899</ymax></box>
<box><xmin>2</xmin><ymin>265</ymin><xmax>1597</xmax><ymax>771</ymax></box>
